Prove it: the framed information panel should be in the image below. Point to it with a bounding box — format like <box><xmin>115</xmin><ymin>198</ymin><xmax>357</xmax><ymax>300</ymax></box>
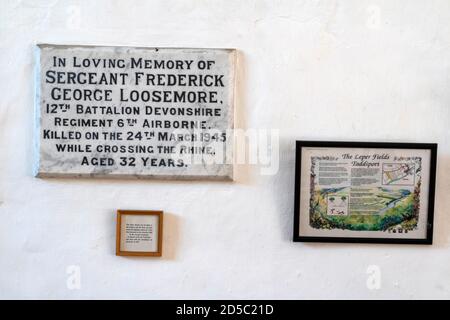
<box><xmin>116</xmin><ymin>210</ymin><xmax>163</xmax><ymax>256</ymax></box>
<box><xmin>294</xmin><ymin>141</ymin><xmax>437</xmax><ymax>244</ymax></box>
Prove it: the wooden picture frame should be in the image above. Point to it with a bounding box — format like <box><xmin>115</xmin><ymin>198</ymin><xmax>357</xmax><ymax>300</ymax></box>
<box><xmin>116</xmin><ymin>210</ymin><xmax>163</xmax><ymax>256</ymax></box>
<box><xmin>294</xmin><ymin>141</ymin><xmax>437</xmax><ymax>244</ymax></box>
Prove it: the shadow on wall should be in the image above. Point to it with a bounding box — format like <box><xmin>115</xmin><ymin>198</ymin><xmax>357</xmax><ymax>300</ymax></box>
<box><xmin>162</xmin><ymin>212</ymin><xmax>181</xmax><ymax>260</ymax></box>
<box><xmin>271</xmin><ymin>137</ymin><xmax>296</xmax><ymax>242</ymax></box>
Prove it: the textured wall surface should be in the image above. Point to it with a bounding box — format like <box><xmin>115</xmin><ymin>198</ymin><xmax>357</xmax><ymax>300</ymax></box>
<box><xmin>0</xmin><ymin>0</ymin><xmax>449</xmax><ymax>299</ymax></box>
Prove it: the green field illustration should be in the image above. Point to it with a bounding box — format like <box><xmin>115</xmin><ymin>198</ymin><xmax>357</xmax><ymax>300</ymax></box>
<box><xmin>309</xmin><ymin>158</ymin><xmax>421</xmax><ymax>232</ymax></box>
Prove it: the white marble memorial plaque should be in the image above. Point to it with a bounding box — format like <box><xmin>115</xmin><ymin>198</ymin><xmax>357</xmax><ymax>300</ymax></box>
<box><xmin>34</xmin><ymin>44</ymin><xmax>236</xmax><ymax>180</ymax></box>
<box><xmin>120</xmin><ymin>214</ymin><xmax>159</xmax><ymax>253</ymax></box>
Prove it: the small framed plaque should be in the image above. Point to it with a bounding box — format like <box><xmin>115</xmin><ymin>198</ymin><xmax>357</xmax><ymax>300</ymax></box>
<box><xmin>34</xmin><ymin>44</ymin><xmax>236</xmax><ymax>180</ymax></box>
<box><xmin>294</xmin><ymin>141</ymin><xmax>437</xmax><ymax>244</ymax></box>
<box><xmin>116</xmin><ymin>210</ymin><xmax>163</xmax><ymax>256</ymax></box>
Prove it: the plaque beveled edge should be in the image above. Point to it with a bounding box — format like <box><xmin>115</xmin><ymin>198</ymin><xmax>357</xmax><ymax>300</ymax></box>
<box><xmin>33</xmin><ymin>45</ymin><xmax>43</xmax><ymax>177</ymax></box>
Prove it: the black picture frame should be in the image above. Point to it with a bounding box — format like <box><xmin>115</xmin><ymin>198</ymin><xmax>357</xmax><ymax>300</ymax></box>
<box><xmin>293</xmin><ymin>141</ymin><xmax>437</xmax><ymax>244</ymax></box>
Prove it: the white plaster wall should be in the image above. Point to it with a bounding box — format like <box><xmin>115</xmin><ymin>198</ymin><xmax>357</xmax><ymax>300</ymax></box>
<box><xmin>1</xmin><ymin>0</ymin><xmax>449</xmax><ymax>299</ymax></box>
